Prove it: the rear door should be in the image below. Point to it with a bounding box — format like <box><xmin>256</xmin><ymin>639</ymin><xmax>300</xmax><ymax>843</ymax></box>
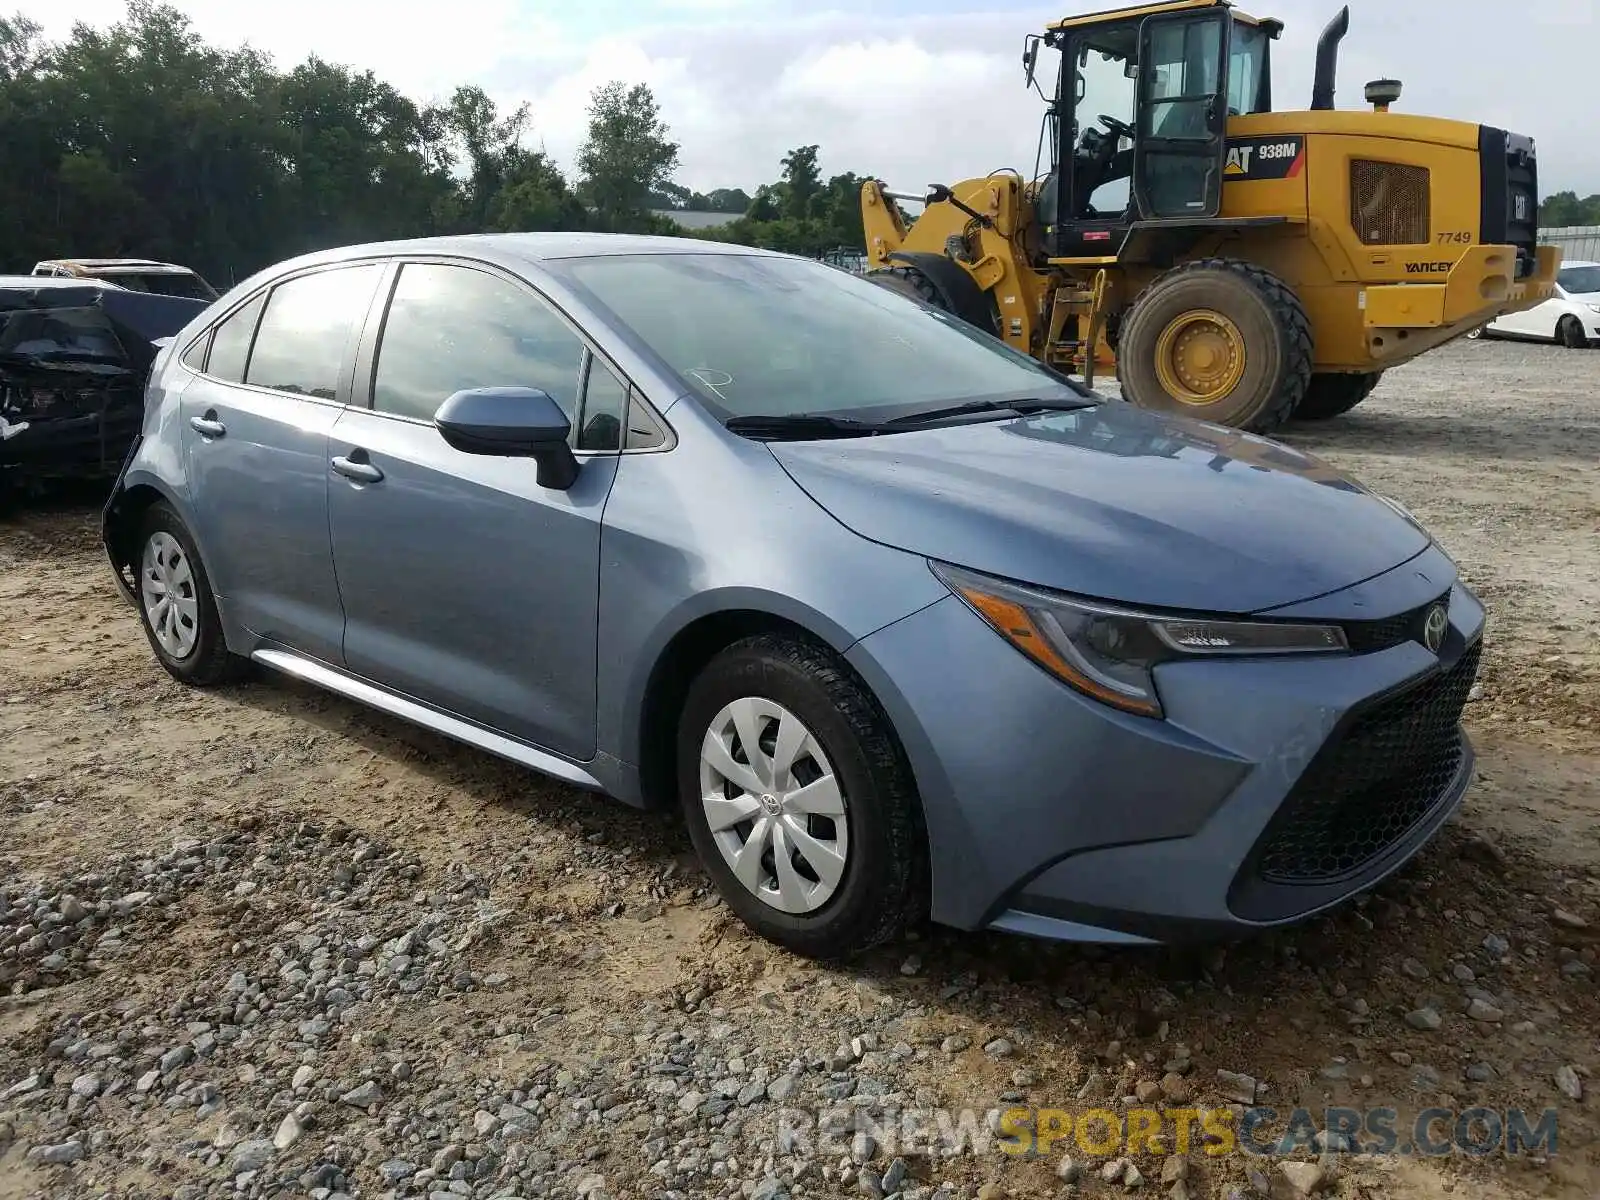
<box><xmin>179</xmin><ymin>263</ymin><xmax>383</xmax><ymax>663</ymax></box>
<box><xmin>1133</xmin><ymin>8</ymin><xmax>1231</xmax><ymax>219</ymax></box>
<box><xmin>326</xmin><ymin>259</ymin><xmax>623</xmax><ymax>759</ymax></box>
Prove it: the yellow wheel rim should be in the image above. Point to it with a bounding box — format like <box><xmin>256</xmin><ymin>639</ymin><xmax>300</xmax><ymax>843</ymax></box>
<box><xmin>1152</xmin><ymin>309</ymin><xmax>1247</xmax><ymax>406</ymax></box>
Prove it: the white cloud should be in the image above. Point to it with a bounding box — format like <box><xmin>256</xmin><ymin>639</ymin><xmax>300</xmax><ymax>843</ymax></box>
<box><xmin>18</xmin><ymin>0</ymin><xmax>1600</xmax><ymax>196</ymax></box>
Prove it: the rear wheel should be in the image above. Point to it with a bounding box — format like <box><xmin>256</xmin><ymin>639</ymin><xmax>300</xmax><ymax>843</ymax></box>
<box><xmin>1558</xmin><ymin>315</ymin><xmax>1589</xmax><ymax>349</ymax></box>
<box><xmin>677</xmin><ymin>634</ymin><xmax>926</xmax><ymax>959</ymax></box>
<box><xmin>135</xmin><ymin>502</ymin><xmax>250</xmax><ymax>687</ymax></box>
<box><xmin>1116</xmin><ymin>259</ymin><xmax>1313</xmax><ymax>434</ymax></box>
<box><xmin>1293</xmin><ymin>371</ymin><xmax>1382</xmax><ymax>421</ymax></box>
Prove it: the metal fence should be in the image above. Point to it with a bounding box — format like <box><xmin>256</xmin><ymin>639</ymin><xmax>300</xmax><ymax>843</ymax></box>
<box><xmin>1541</xmin><ymin>226</ymin><xmax>1600</xmax><ymax>263</ymax></box>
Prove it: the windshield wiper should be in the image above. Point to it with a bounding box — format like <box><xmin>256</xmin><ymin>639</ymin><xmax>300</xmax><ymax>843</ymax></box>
<box><xmin>882</xmin><ymin>396</ymin><xmax>1097</xmax><ymax>427</ymax></box>
<box><xmin>724</xmin><ymin>413</ymin><xmax>885</xmax><ymax>440</ymax></box>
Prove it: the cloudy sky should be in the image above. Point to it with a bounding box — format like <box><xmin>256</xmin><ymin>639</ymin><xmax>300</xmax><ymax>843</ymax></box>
<box><xmin>22</xmin><ymin>0</ymin><xmax>1600</xmax><ymax>195</ymax></box>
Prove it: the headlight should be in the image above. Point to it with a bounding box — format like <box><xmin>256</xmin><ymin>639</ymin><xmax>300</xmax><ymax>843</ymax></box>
<box><xmin>933</xmin><ymin>562</ymin><xmax>1348</xmax><ymax>719</ymax></box>
<box><xmin>1587</xmin><ymin>304</ymin><xmax>1600</xmax><ymax>315</ymax></box>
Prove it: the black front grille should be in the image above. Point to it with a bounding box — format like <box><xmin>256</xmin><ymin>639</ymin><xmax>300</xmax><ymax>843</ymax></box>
<box><xmin>1254</xmin><ymin>642</ymin><xmax>1481</xmax><ymax>886</ymax></box>
<box><xmin>1342</xmin><ymin>592</ymin><xmax>1450</xmax><ymax>654</ymax></box>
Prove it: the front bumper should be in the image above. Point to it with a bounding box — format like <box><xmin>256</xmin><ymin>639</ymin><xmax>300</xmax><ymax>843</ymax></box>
<box><xmin>845</xmin><ymin>544</ymin><xmax>1484</xmax><ymax>943</ymax></box>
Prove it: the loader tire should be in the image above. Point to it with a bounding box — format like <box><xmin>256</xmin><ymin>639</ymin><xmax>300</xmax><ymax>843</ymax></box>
<box><xmin>867</xmin><ymin>266</ymin><xmax>947</xmax><ymax>309</ymax></box>
<box><xmin>1294</xmin><ymin>371</ymin><xmax>1382</xmax><ymax>421</ymax></box>
<box><xmin>1116</xmin><ymin>259</ymin><xmax>1313</xmax><ymax>434</ymax></box>
<box><xmin>867</xmin><ymin>266</ymin><xmax>1001</xmax><ymax>335</ymax></box>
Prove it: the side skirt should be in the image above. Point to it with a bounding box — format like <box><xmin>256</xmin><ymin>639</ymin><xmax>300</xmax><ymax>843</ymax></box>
<box><xmin>251</xmin><ymin>646</ymin><xmax>605</xmax><ymax>792</ymax></box>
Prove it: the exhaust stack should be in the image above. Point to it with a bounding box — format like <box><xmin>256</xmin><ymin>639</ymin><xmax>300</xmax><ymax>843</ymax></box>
<box><xmin>1311</xmin><ymin>5</ymin><xmax>1351</xmax><ymax>111</ymax></box>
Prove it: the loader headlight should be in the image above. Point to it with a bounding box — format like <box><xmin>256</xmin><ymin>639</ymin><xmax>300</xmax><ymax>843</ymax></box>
<box><xmin>933</xmin><ymin>562</ymin><xmax>1348</xmax><ymax>718</ymax></box>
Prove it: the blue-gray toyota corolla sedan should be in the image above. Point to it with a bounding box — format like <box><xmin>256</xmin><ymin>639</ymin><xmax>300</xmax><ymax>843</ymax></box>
<box><xmin>101</xmin><ymin>234</ymin><xmax>1483</xmax><ymax>959</ymax></box>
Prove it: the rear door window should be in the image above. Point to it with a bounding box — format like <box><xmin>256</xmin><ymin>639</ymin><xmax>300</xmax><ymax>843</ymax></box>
<box><xmin>203</xmin><ymin>294</ymin><xmax>266</xmax><ymax>382</ymax></box>
<box><xmin>245</xmin><ymin>265</ymin><xmax>381</xmax><ymax>400</ymax></box>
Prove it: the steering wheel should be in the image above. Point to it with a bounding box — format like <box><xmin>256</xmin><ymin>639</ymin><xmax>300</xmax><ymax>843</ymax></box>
<box><xmin>1097</xmin><ymin>114</ymin><xmax>1135</xmax><ymax>140</ymax></box>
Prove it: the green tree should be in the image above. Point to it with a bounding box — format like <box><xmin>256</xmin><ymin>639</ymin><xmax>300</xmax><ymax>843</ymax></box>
<box><xmin>1541</xmin><ymin>191</ymin><xmax>1600</xmax><ymax>228</ymax></box>
<box><xmin>576</xmin><ymin>81</ymin><xmax>680</xmax><ymax>232</ymax></box>
<box><xmin>489</xmin><ymin>153</ymin><xmax>585</xmax><ymax>232</ymax></box>
<box><xmin>705</xmin><ymin>187</ymin><xmax>751</xmax><ymax>214</ymax></box>
<box><xmin>779</xmin><ymin>144</ymin><xmax>822</xmax><ymax>221</ymax></box>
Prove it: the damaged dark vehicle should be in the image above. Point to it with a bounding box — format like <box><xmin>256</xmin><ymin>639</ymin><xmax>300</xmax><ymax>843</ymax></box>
<box><xmin>0</xmin><ymin>277</ymin><xmax>207</xmax><ymax>504</ymax></box>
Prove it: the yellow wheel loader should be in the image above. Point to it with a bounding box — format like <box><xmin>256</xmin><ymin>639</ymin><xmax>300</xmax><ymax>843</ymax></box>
<box><xmin>861</xmin><ymin>0</ymin><xmax>1561</xmax><ymax>432</ymax></box>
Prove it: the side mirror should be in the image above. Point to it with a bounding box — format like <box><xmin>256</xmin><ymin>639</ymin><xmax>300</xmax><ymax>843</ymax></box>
<box><xmin>434</xmin><ymin>386</ymin><xmax>579</xmax><ymax>490</ymax></box>
<box><xmin>1022</xmin><ymin>36</ymin><xmax>1040</xmax><ymax>88</ymax></box>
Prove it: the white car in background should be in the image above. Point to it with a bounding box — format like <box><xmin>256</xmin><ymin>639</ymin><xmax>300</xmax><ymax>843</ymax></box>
<box><xmin>1472</xmin><ymin>260</ymin><xmax>1600</xmax><ymax>348</ymax></box>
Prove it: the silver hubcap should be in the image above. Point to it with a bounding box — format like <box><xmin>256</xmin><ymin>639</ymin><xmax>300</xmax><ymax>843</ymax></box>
<box><xmin>140</xmin><ymin>531</ymin><xmax>200</xmax><ymax>660</ymax></box>
<box><xmin>699</xmin><ymin>697</ymin><xmax>849</xmax><ymax>914</ymax></box>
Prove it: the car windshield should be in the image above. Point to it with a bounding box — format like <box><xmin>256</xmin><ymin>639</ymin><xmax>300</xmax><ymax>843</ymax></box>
<box><xmin>1558</xmin><ymin>265</ymin><xmax>1600</xmax><ymax>294</ymax></box>
<box><xmin>554</xmin><ymin>252</ymin><xmax>1082</xmax><ymax>422</ymax></box>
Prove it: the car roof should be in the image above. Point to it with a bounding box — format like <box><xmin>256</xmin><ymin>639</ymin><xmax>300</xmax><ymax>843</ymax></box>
<box><xmin>1560</xmin><ymin>259</ymin><xmax>1599</xmax><ymax>269</ymax></box>
<box><xmin>268</xmin><ymin>232</ymin><xmax>784</xmax><ymax>277</ymax></box>
<box><xmin>35</xmin><ymin>258</ymin><xmax>199</xmax><ymax>274</ymax></box>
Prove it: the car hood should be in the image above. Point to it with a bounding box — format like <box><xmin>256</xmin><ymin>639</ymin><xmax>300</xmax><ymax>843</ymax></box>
<box><xmin>768</xmin><ymin>402</ymin><xmax>1432</xmax><ymax>614</ymax></box>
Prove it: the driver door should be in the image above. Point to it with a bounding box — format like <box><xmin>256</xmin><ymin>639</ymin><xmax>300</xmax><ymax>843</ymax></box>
<box><xmin>1051</xmin><ymin>26</ymin><xmax>1139</xmax><ymax>258</ymax></box>
<box><xmin>1133</xmin><ymin>8</ymin><xmax>1231</xmax><ymax>220</ymax></box>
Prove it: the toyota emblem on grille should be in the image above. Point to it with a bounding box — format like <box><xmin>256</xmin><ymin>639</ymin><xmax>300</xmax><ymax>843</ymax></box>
<box><xmin>1422</xmin><ymin>604</ymin><xmax>1448</xmax><ymax>653</ymax></box>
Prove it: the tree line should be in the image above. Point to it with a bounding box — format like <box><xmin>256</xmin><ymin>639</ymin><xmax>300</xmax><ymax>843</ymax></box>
<box><xmin>1539</xmin><ymin>192</ymin><xmax>1600</xmax><ymax>229</ymax></box>
<box><xmin>2</xmin><ymin>1</ymin><xmax>1593</xmax><ymax>288</ymax></box>
<box><xmin>0</xmin><ymin>2</ymin><xmax>870</xmax><ymax>287</ymax></box>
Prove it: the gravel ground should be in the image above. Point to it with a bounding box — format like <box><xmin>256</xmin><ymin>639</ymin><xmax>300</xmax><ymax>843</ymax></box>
<box><xmin>1</xmin><ymin>336</ymin><xmax>1596</xmax><ymax>1200</ymax></box>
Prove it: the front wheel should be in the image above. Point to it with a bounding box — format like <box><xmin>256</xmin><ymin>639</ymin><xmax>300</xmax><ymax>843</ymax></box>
<box><xmin>1115</xmin><ymin>259</ymin><xmax>1313</xmax><ymax>434</ymax></box>
<box><xmin>677</xmin><ymin>634</ymin><xmax>926</xmax><ymax>959</ymax></box>
<box><xmin>1558</xmin><ymin>315</ymin><xmax>1589</xmax><ymax>349</ymax></box>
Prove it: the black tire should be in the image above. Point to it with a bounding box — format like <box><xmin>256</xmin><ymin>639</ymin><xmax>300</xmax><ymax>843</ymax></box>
<box><xmin>866</xmin><ymin>265</ymin><xmax>1002</xmax><ymax>335</ymax></box>
<box><xmin>676</xmin><ymin>634</ymin><xmax>927</xmax><ymax>960</ymax></box>
<box><xmin>1293</xmin><ymin>371</ymin><xmax>1382</xmax><ymax>421</ymax></box>
<box><xmin>134</xmin><ymin>501</ymin><xmax>250</xmax><ymax>687</ymax></box>
<box><xmin>867</xmin><ymin>265</ymin><xmax>948</xmax><ymax>310</ymax></box>
<box><xmin>1116</xmin><ymin>258</ymin><xmax>1313</xmax><ymax>434</ymax></box>
<box><xmin>1558</xmin><ymin>315</ymin><xmax>1589</xmax><ymax>349</ymax></box>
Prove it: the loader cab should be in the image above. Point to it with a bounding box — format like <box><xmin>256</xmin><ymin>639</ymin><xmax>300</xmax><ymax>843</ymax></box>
<box><xmin>1035</xmin><ymin>0</ymin><xmax>1279</xmax><ymax>258</ymax></box>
